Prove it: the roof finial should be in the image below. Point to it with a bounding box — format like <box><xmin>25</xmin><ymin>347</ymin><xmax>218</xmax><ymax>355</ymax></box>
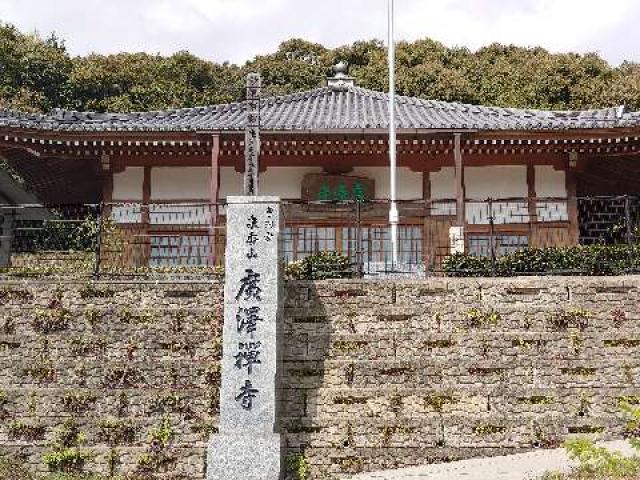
<box><xmin>327</xmin><ymin>61</ymin><xmax>355</xmax><ymax>91</ymax></box>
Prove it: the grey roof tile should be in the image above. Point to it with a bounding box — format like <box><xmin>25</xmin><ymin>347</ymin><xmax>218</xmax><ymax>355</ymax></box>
<box><xmin>0</xmin><ymin>85</ymin><xmax>636</xmax><ymax>133</ymax></box>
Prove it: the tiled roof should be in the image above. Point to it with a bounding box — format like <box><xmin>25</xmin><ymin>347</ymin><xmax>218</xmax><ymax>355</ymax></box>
<box><xmin>0</xmin><ymin>86</ymin><xmax>636</xmax><ymax>133</ymax></box>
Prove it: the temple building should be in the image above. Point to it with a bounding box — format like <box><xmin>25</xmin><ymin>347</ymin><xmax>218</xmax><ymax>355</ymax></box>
<box><xmin>1</xmin><ymin>65</ymin><xmax>640</xmax><ymax>270</ymax></box>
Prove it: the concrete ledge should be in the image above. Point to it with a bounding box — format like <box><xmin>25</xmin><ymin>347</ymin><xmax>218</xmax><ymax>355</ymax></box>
<box><xmin>346</xmin><ymin>441</ymin><xmax>636</xmax><ymax>480</ymax></box>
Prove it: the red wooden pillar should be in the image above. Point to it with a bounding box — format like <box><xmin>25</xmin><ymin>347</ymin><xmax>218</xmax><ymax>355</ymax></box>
<box><xmin>141</xmin><ymin>166</ymin><xmax>152</xmax><ymax>266</ymax></box>
<box><xmin>454</xmin><ymin>134</ymin><xmax>465</xmax><ymax>227</ymax></box>
<box><xmin>210</xmin><ymin>134</ymin><xmax>221</xmax><ymax>264</ymax></box>
<box><xmin>527</xmin><ymin>162</ymin><xmax>537</xmax><ymax>221</ymax></box>
<box><xmin>567</xmin><ymin>152</ymin><xmax>579</xmax><ymax>245</ymax></box>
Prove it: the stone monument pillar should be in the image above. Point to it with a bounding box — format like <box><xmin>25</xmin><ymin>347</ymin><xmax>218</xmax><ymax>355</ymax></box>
<box><xmin>208</xmin><ymin>197</ymin><xmax>283</xmax><ymax>480</ymax></box>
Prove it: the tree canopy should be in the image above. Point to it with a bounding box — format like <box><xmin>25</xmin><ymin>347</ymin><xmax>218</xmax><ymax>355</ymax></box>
<box><xmin>1</xmin><ymin>22</ymin><xmax>639</xmax><ymax>114</ymax></box>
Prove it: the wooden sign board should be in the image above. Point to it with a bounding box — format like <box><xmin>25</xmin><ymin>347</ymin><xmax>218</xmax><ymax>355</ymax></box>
<box><xmin>301</xmin><ymin>174</ymin><xmax>375</xmax><ymax>202</ymax></box>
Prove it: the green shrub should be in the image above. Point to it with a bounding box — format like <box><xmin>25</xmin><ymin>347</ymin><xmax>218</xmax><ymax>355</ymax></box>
<box><xmin>443</xmin><ymin>244</ymin><xmax>640</xmax><ymax>277</ymax></box>
<box><xmin>542</xmin><ymin>403</ymin><xmax>640</xmax><ymax>479</ymax></box>
<box><xmin>285</xmin><ymin>251</ymin><xmax>354</xmax><ymax>280</ymax></box>
<box><xmin>17</xmin><ymin>213</ymin><xmax>100</xmax><ymax>253</ymax></box>
<box><xmin>43</xmin><ymin>419</ymin><xmax>90</xmax><ymax>473</ymax></box>
<box><xmin>285</xmin><ymin>453</ymin><xmax>310</xmax><ymax>480</ymax></box>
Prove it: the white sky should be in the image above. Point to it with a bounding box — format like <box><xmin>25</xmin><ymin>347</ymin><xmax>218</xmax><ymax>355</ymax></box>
<box><xmin>0</xmin><ymin>0</ymin><xmax>638</xmax><ymax>65</ymax></box>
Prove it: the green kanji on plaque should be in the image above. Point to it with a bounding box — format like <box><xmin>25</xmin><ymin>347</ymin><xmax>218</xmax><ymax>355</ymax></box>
<box><xmin>334</xmin><ymin>183</ymin><xmax>351</xmax><ymax>202</ymax></box>
<box><xmin>352</xmin><ymin>182</ymin><xmax>366</xmax><ymax>202</ymax></box>
<box><xmin>317</xmin><ymin>183</ymin><xmax>332</xmax><ymax>201</ymax></box>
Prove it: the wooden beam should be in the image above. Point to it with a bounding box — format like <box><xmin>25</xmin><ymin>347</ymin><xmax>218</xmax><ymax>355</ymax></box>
<box><xmin>454</xmin><ymin>134</ymin><xmax>465</xmax><ymax>226</ymax></box>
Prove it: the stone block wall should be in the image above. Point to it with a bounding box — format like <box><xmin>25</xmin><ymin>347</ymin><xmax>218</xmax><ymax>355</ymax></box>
<box><xmin>0</xmin><ymin>280</ymin><xmax>223</xmax><ymax>479</ymax></box>
<box><xmin>1</xmin><ymin>276</ymin><xmax>639</xmax><ymax>480</ymax></box>
<box><xmin>282</xmin><ymin>277</ymin><xmax>640</xmax><ymax>479</ymax></box>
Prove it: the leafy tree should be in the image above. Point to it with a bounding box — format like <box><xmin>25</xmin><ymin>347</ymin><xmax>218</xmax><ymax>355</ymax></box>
<box><xmin>0</xmin><ymin>23</ymin><xmax>71</xmax><ymax>112</ymax></box>
<box><xmin>1</xmin><ymin>21</ymin><xmax>640</xmax><ymax>115</ymax></box>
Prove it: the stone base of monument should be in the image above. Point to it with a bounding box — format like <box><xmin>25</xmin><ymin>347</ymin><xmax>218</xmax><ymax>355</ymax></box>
<box><xmin>207</xmin><ymin>433</ymin><xmax>282</xmax><ymax>480</ymax></box>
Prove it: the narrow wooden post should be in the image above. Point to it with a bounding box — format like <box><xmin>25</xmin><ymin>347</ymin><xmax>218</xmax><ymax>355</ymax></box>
<box><xmin>567</xmin><ymin>152</ymin><xmax>579</xmax><ymax>245</ymax></box>
<box><xmin>454</xmin><ymin>134</ymin><xmax>464</xmax><ymax>226</ymax></box>
<box><xmin>140</xmin><ymin>166</ymin><xmax>152</xmax><ymax>266</ymax></box>
<box><xmin>451</xmin><ymin>133</ymin><xmax>466</xmax><ymax>255</ymax></box>
<box><xmin>245</xmin><ymin>73</ymin><xmax>261</xmax><ymax>196</ymax></box>
<box><xmin>210</xmin><ymin>134</ymin><xmax>221</xmax><ymax>265</ymax></box>
<box><xmin>527</xmin><ymin>162</ymin><xmax>537</xmax><ymax>222</ymax></box>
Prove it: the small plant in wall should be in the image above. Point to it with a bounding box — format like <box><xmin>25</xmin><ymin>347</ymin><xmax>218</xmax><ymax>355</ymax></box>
<box><xmin>32</xmin><ymin>306</ymin><xmax>72</xmax><ymax>334</ymax></box>
<box><xmin>97</xmin><ymin>418</ymin><xmax>137</xmax><ymax>446</ymax></box>
<box><xmin>425</xmin><ymin>394</ymin><xmax>459</xmax><ymax>413</ymax></box>
<box><xmin>0</xmin><ymin>287</ymin><xmax>33</xmax><ymax>305</ymax></box>
<box><xmin>136</xmin><ymin>417</ymin><xmax>176</xmax><ymax>473</ymax></box>
<box><xmin>577</xmin><ymin>394</ymin><xmax>592</xmax><ymax>418</ymax></box>
<box><xmin>83</xmin><ymin>306</ymin><xmax>103</xmax><ymax>330</ymax></box>
<box><xmin>191</xmin><ymin>417</ymin><xmax>218</xmax><ymax>440</ymax></box>
<box><xmin>466</xmin><ymin>308</ymin><xmax>501</xmax><ymax>328</ymax></box>
<box><xmin>0</xmin><ymin>390</ymin><xmax>9</xmax><ymax>418</ymax></box>
<box><xmin>8</xmin><ymin>420</ymin><xmax>46</xmax><ymax>441</ymax></box>
<box><xmin>106</xmin><ymin>448</ymin><xmax>121</xmax><ymax>476</ymax></box>
<box><xmin>570</xmin><ymin>332</ymin><xmax>585</xmax><ymax>355</ymax></box>
<box><xmin>547</xmin><ymin>307</ymin><xmax>593</xmax><ymax>331</ymax></box>
<box><xmin>150</xmin><ymin>392</ymin><xmax>194</xmax><ymax>419</ymax></box>
<box><xmin>148</xmin><ymin>417</ymin><xmax>174</xmax><ymax>448</ymax></box>
<box><xmin>474</xmin><ymin>423</ymin><xmax>507</xmax><ymax>435</ymax></box>
<box><xmin>285</xmin><ymin>452</ymin><xmax>310</xmax><ymax>480</ymax></box>
<box><xmin>79</xmin><ymin>283</ymin><xmax>115</xmax><ymax>300</ymax></box>
<box><xmin>61</xmin><ymin>391</ymin><xmax>97</xmax><ymax>414</ymax></box>
<box><xmin>42</xmin><ymin>419</ymin><xmax>91</xmax><ymax>473</ymax></box>
<box><xmin>118</xmin><ymin>307</ymin><xmax>155</xmax><ymax>324</ymax></box>
<box><xmin>23</xmin><ymin>353</ymin><xmax>56</xmax><ymax>383</ymax></box>
<box><xmin>104</xmin><ymin>365</ymin><xmax>142</xmax><ymax>388</ymax></box>
<box><xmin>611</xmin><ymin>307</ymin><xmax>627</xmax><ymax>327</ymax></box>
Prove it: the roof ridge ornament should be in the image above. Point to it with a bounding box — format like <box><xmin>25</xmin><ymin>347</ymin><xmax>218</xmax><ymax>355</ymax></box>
<box><xmin>327</xmin><ymin>61</ymin><xmax>356</xmax><ymax>91</ymax></box>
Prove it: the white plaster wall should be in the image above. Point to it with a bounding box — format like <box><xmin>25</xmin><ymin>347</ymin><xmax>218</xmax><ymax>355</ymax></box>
<box><xmin>151</xmin><ymin>167</ymin><xmax>210</xmax><ymax>201</ymax></box>
<box><xmin>351</xmin><ymin>167</ymin><xmax>422</xmax><ymax>200</ymax></box>
<box><xmin>259</xmin><ymin>167</ymin><xmax>324</xmax><ymax>199</ymax></box>
<box><xmin>219</xmin><ymin>167</ymin><xmax>244</xmax><ymax>200</ymax></box>
<box><xmin>430</xmin><ymin>167</ymin><xmax>456</xmax><ymax>216</ymax></box>
<box><xmin>112</xmin><ymin>167</ymin><xmax>144</xmax><ymax>201</ymax></box>
<box><xmin>465</xmin><ymin>166</ymin><xmax>528</xmax><ymax>224</ymax></box>
<box><xmin>535</xmin><ymin>166</ymin><xmax>567</xmax><ymax>197</ymax></box>
<box><xmin>535</xmin><ymin>166</ymin><xmax>568</xmax><ymax>221</ymax></box>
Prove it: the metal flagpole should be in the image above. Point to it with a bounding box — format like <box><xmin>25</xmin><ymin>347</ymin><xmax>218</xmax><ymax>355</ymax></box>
<box><xmin>388</xmin><ymin>0</ymin><xmax>399</xmax><ymax>269</ymax></box>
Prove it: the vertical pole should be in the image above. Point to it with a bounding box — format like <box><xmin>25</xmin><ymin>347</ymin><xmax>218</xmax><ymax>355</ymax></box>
<box><xmin>454</xmin><ymin>134</ymin><xmax>465</xmax><ymax>226</ymax></box>
<box><xmin>0</xmin><ymin>208</ymin><xmax>15</xmax><ymax>269</ymax></box>
<box><xmin>210</xmin><ymin>134</ymin><xmax>221</xmax><ymax>266</ymax></box>
<box><xmin>488</xmin><ymin>198</ymin><xmax>496</xmax><ymax>275</ymax></box>
<box><xmin>93</xmin><ymin>203</ymin><xmax>104</xmax><ymax>279</ymax></box>
<box><xmin>624</xmin><ymin>195</ymin><xmax>634</xmax><ymax>273</ymax></box>
<box><xmin>356</xmin><ymin>200</ymin><xmax>363</xmax><ymax>278</ymax></box>
<box><xmin>566</xmin><ymin>153</ymin><xmax>579</xmax><ymax>245</ymax></box>
<box><xmin>388</xmin><ymin>0</ymin><xmax>399</xmax><ymax>269</ymax></box>
<box><xmin>141</xmin><ymin>166</ymin><xmax>152</xmax><ymax>267</ymax></box>
<box><xmin>624</xmin><ymin>195</ymin><xmax>633</xmax><ymax>247</ymax></box>
<box><xmin>245</xmin><ymin>73</ymin><xmax>261</xmax><ymax>197</ymax></box>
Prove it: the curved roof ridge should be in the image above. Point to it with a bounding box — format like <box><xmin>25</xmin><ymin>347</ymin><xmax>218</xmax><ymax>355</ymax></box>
<box><xmin>347</xmin><ymin>85</ymin><xmax>625</xmax><ymax>119</ymax></box>
<box><xmin>0</xmin><ymin>84</ymin><xmax>637</xmax><ymax>132</ymax></box>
